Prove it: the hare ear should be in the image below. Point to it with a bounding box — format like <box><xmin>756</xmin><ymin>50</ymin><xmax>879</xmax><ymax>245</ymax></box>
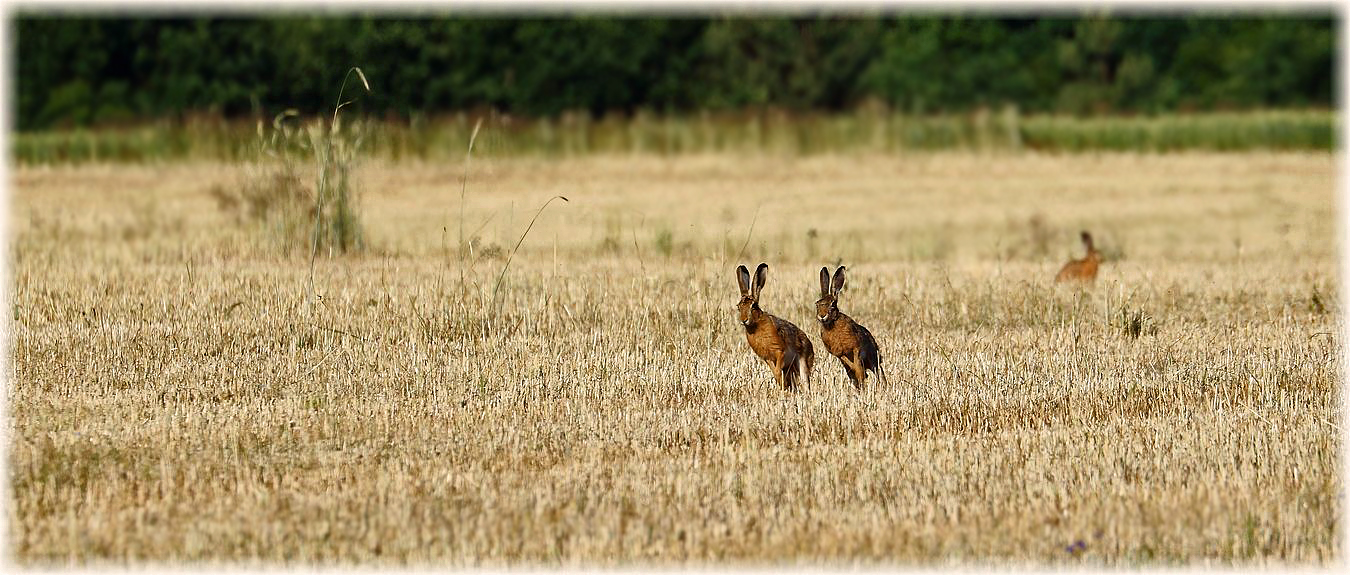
<box><xmin>831</xmin><ymin>265</ymin><xmax>847</xmax><ymax>295</ymax></box>
<box><xmin>753</xmin><ymin>263</ymin><xmax>769</xmax><ymax>300</ymax></box>
<box><xmin>736</xmin><ymin>265</ymin><xmax>751</xmax><ymax>297</ymax></box>
<box><xmin>819</xmin><ymin>267</ymin><xmax>831</xmax><ymax>298</ymax></box>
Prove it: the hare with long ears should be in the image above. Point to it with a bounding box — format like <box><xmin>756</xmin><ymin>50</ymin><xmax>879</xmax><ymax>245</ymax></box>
<box><xmin>1055</xmin><ymin>231</ymin><xmax>1101</xmax><ymax>283</ymax></box>
<box><xmin>736</xmin><ymin>263</ymin><xmax>815</xmax><ymax>392</ymax></box>
<box><xmin>816</xmin><ymin>266</ymin><xmax>886</xmax><ymax>390</ymax></box>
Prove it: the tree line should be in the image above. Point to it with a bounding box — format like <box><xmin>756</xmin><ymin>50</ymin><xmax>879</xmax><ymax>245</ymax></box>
<box><xmin>14</xmin><ymin>14</ymin><xmax>1335</xmax><ymax>131</ymax></box>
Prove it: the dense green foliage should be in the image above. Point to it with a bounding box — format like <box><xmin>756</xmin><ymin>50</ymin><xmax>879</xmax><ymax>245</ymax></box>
<box><xmin>13</xmin><ymin>14</ymin><xmax>1335</xmax><ymax>131</ymax></box>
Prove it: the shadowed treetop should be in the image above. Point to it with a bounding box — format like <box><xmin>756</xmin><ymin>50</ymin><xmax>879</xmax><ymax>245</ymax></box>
<box><xmin>12</xmin><ymin>14</ymin><xmax>1335</xmax><ymax>130</ymax></box>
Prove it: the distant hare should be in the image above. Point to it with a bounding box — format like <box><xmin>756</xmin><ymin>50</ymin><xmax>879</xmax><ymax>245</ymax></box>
<box><xmin>736</xmin><ymin>263</ymin><xmax>815</xmax><ymax>391</ymax></box>
<box><xmin>1055</xmin><ymin>231</ymin><xmax>1101</xmax><ymax>283</ymax></box>
<box><xmin>816</xmin><ymin>266</ymin><xmax>886</xmax><ymax>390</ymax></box>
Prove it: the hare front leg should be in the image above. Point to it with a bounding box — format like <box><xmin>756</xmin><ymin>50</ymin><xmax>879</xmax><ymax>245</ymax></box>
<box><xmin>841</xmin><ymin>352</ymin><xmax>866</xmax><ymax>390</ymax></box>
<box><xmin>770</xmin><ymin>356</ymin><xmax>788</xmax><ymax>390</ymax></box>
<box><xmin>837</xmin><ymin>355</ymin><xmax>859</xmax><ymax>386</ymax></box>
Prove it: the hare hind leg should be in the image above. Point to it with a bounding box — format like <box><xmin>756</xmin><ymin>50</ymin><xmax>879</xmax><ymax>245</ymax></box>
<box><xmin>871</xmin><ymin>361</ymin><xmax>888</xmax><ymax>385</ymax></box>
<box><xmin>776</xmin><ymin>352</ymin><xmax>799</xmax><ymax>392</ymax></box>
<box><xmin>783</xmin><ymin>366</ymin><xmax>801</xmax><ymax>392</ymax></box>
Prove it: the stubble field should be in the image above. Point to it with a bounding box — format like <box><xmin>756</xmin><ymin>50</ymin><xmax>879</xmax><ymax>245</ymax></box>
<box><xmin>7</xmin><ymin>151</ymin><xmax>1342</xmax><ymax>567</ymax></box>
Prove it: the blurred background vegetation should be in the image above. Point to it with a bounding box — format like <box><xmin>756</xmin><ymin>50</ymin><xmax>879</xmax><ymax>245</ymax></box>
<box><xmin>11</xmin><ymin>13</ymin><xmax>1338</xmax><ymax>161</ymax></box>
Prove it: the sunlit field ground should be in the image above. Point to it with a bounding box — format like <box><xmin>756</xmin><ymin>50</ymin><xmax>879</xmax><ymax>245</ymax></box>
<box><xmin>9</xmin><ymin>151</ymin><xmax>1340</xmax><ymax>566</ymax></box>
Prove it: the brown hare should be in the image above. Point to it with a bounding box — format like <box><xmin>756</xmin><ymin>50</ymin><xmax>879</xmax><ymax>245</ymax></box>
<box><xmin>736</xmin><ymin>263</ymin><xmax>815</xmax><ymax>391</ymax></box>
<box><xmin>816</xmin><ymin>266</ymin><xmax>886</xmax><ymax>390</ymax></box>
<box><xmin>1055</xmin><ymin>230</ymin><xmax>1101</xmax><ymax>283</ymax></box>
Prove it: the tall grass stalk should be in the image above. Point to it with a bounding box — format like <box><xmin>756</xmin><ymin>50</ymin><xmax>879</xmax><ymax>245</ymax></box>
<box><xmin>459</xmin><ymin>118</ymin><xmax>485</xmax><ymax>292</ymax></box>
<box><xmin>306</xmin><ymin>67</ymin><xmax>370</xmax><ymax>306</ymax></box>
<box><xmin>734</xmin><ymin>205</ymin><xmax>762</xmax><ymax>263</ymax></box>
<box><xmin>489</xmin><ymin>195</ymin><xmax>570</xmax><ymax>324</ymax></box>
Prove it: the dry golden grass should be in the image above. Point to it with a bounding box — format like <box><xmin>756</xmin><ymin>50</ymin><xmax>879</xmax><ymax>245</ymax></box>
<box><xmin>8</xmin><ymin>151</ymin><xmax>1341</xmax><ymax>567</ymax></box>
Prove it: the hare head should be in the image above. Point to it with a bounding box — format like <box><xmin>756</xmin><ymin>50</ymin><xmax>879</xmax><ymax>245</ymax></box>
<box><xmin>1081</xmin><ymin>231</ymin><xmax>1095</xmax><ymax>251</ymax></box>
<box><xmin>736</xmin><ymin>263</ymin><xmax>768</xmax><ymax>328</ymax></box>
<box><xmin>816</xmin><ymin>266</ymin><xmax>846</xmax><ymax>323</ymax></box>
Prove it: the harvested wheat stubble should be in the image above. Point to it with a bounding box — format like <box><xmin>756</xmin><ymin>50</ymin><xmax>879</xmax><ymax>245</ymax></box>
<box><xmin>8</xmin><ymin>152</ymin><xmax>1339</xmax><ymax>566</ymax></box>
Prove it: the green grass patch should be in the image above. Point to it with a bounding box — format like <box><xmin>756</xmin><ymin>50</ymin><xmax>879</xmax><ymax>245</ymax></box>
<box><xmin>12</xmin><ymin>108</ymin><xmax>1335</xmax><ymax>165</ymax></box>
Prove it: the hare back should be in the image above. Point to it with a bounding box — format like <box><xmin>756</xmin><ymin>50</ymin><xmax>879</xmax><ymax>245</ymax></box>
<box><xmin>772</xmin><ymin>315</ymin><xmax>815</xmax><ymax>362</ymax></box>
<box><xmin>1056</xmin><ymin>258</ymin><xmax>1098</xmax><ymax>281</ymax></box>
<box><xmin>776</xmin><ymin>317</ymin><xmax>815</xmax><ymax>389</ymax></box>
<box><xmin>853</xmin><ymin>321</ymin><xmax>882</xmax><ymax>373</ymax></box>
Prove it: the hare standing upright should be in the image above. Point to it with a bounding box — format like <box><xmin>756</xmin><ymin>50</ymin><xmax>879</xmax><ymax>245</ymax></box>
<box><xmin>736</xmin><ymin>263</ymin><xmax>814</xmax><ymax>391</ymax></box>
<box><xmin>1055</xmin><ymin>231</ymin><xmax>1101</xmax><ymax>283</ymax></box>
<box><xmin>816</xmin><ymin>266</ymin><xmax>886</xmax><ymax>390</ymax></box>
